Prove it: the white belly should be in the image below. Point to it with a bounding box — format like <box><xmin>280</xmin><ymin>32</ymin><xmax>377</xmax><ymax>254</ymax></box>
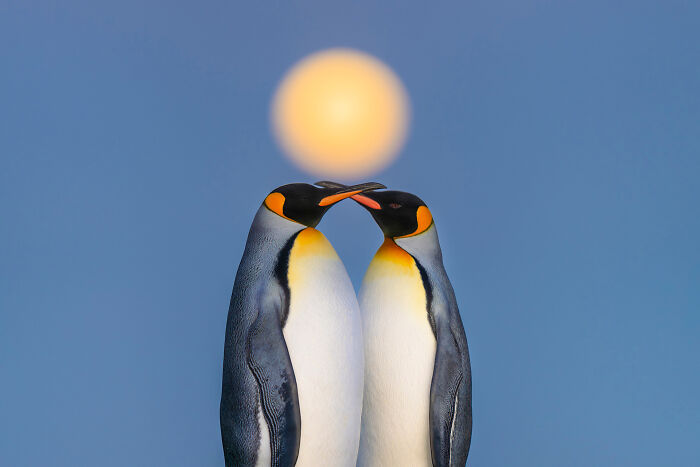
<box><xmin>282</xmin><ymin>228</ymin><xmax>364</xmax><ymax>466</ymax></box>
<box><xmin>357</xmin><ymin>240</ymin><xmax>436</xmax><ymax>467</ymax></box>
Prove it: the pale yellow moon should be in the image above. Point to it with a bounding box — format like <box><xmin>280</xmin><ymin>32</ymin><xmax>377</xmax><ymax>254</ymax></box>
<box><xmin>271</xmin><ymin>48</ymin><xmax>410</xmax><ymax>179</ymax></box>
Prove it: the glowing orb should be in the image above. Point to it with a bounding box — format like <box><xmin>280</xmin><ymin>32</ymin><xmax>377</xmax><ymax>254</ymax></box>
<box><xmin>272</xmin><ymin>48</ymin><xmax>410</xmax><ymax>179</ymax></box>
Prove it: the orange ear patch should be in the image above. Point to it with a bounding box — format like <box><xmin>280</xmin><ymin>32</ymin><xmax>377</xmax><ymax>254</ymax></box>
<box><xmin>264</xmin><ymin>192</ymin><xmax>292</xmax><ymax>221</ymax></box>
<box><xmin>415</xmin><ymin>205</ymin><xmax>433</xmax><ymax>233</ymax></box>
<box><xmin>397</xmin><ymin>205</ymin><xmax>433</xmax><ymax>238</ymax></box>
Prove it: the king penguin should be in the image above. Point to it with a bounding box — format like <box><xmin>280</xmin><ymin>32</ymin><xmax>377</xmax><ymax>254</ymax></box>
<box><xmin>220</xmin><ymin>181</ymin><xmax>384</xmax><ymax>467</ymax></box>
<box><xmin>316</xmin><ymin>182</ymin><xmax>472</xmax><ymax>466</ymax></box>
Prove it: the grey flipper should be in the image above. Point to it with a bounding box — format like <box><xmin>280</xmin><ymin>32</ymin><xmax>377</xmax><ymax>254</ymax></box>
<box><xmin>428</xmin><ymin>297</ymin><xmax>472</xmax><ymax>467</ymax></box>
<box><xmin>246</xmin><ymin>284</ymin><xmax>301</xmax><ymax>467</ymax></box>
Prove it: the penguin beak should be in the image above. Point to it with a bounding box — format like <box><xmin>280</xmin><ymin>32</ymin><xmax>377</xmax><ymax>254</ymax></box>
<box><xmin>316</xmin><ymin>181</ymin><xmax>384</xmax><ymax>210</ymax></box>
<box><xmin>350</xmin><ymin>193</ymin><xmax>382</xmax><ymax>210</ymax></box>
<box><xmin>317</xmin><ymin>182</ymin><xmax>386</xmax><ymax>207</ymax></box>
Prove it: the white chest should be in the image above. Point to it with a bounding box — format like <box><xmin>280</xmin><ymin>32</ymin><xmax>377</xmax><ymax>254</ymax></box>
<box><xmin>282</xmin><ymin>228</ymin><xmax>364</xmax><ymax>466</ymax></box>
<box><xmin>357</xmin><ymin>240</ymin><xmax>437</xmax><ymax>466</ymax></box>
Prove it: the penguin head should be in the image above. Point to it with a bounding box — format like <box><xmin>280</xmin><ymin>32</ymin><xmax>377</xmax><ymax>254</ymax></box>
<box><xmin>315</xmin><ymin>181</ymin><xmax>433</xmax><ymax>238</ymax></box>
<box><xmin>352</xmin><ymin>190</ymin><xmax>434</xmax><ymax>238</ymax></box>
<box><xmin>263</xmin><ymin>182</ymin><xmax>386</xmax><ymax>228</ymax></box>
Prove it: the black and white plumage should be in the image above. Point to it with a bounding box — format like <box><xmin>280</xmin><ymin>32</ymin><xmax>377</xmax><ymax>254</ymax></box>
<box><xmin>314</xmin><ymin>184</ymin><xmax>472</xmax><ymax>467</ymax></box>
<box><xmin>220</xmin><ymin>182</ymin><xmax>383</xmax><ymax>467</ymax></box>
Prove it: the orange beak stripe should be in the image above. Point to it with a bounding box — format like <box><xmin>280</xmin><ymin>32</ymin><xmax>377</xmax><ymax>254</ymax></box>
<box><xmin>351</xmin><ymin>194</ymin><xmax>381</xmax><ymax>210</ymax></box>
<box><xmin>318</xmin><ymin>190</ymin><xmax>363</xmax><ymax>206</ymax></box>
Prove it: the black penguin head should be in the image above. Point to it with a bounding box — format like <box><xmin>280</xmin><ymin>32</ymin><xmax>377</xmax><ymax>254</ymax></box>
<box><xmin>263</xmin><ymin>182</ymin><xmax>386</xmax><ymax>228</ymax></box>
<box><xmin>315</xmin><ymin>181</ymin><xmax>434</xmax><ymax>238</ymax></box>
<box><xmin>353</xmin><ymin>190</ymin><xmax>434</xmax><ymax>238</ymax></box>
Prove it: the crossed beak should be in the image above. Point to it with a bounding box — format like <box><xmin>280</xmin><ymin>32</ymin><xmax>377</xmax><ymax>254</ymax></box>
<box><xmin>318</xmin><ymin>182</ymin><xmax>386</xmax><ymax>207</ymax></box>
<box><xmin>316</xmin><ymin>180</ymin><xmax>383</xmax><ymax>209</ymax></box>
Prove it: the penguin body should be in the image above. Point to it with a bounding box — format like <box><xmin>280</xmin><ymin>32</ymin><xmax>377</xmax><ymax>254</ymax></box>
<box><xmin>315</xmin><ymin>185</ymin><xmax>472</xmax><ymax>467</ymax></box>
<box><xmin>393</xmin><ymin>223</ymin><xmax>472</xmax><ymax>467</ymax></box>
<box><xmin>358</xmin><ymin>238</ymin><xmax>436</xmax><ymax>465</ymax></box>
<box><xmin>283</xmin><ymin>227</ymin><xmax>364</xmax><ymax>465</ymax></box>
<box><xmin>220</xmin><ymin>183</ymin><xmax>382</xmax><ymax>467</ymax></box>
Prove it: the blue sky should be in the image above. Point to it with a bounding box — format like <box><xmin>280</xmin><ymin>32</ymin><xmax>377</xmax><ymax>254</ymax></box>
<box><xmin>1</xmin><ymin>1</ymin><xmax>699</xmax><ymax>465</ymax></box>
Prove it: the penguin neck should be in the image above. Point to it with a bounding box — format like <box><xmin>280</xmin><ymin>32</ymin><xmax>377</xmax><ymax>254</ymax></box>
<box><xmin>244</xmin><ymin>205</ymin><xmax>306</xmax><ymax>259</ymax></box>
<box><xmin>394</xmin><ymin>223</ymin><xmax>443</xmax><ymax>269</ymax></box>
<box><xmin>251</xmin><ymin>204</ymin><xmax>305</xmax><ymax>235</ymax></box>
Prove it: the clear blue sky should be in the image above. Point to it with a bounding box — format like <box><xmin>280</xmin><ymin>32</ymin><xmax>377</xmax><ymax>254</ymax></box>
<box><xmin>1</xmin><ymin>1</ymin><xmax>698</xmax><ymax>465</ymax></box>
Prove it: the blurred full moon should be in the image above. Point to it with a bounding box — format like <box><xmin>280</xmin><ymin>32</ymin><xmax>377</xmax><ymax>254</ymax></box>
<box><xmin>271</xmin><ymin>48</ymin><xmax>409</xmax><ymax>179</ymax></box>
